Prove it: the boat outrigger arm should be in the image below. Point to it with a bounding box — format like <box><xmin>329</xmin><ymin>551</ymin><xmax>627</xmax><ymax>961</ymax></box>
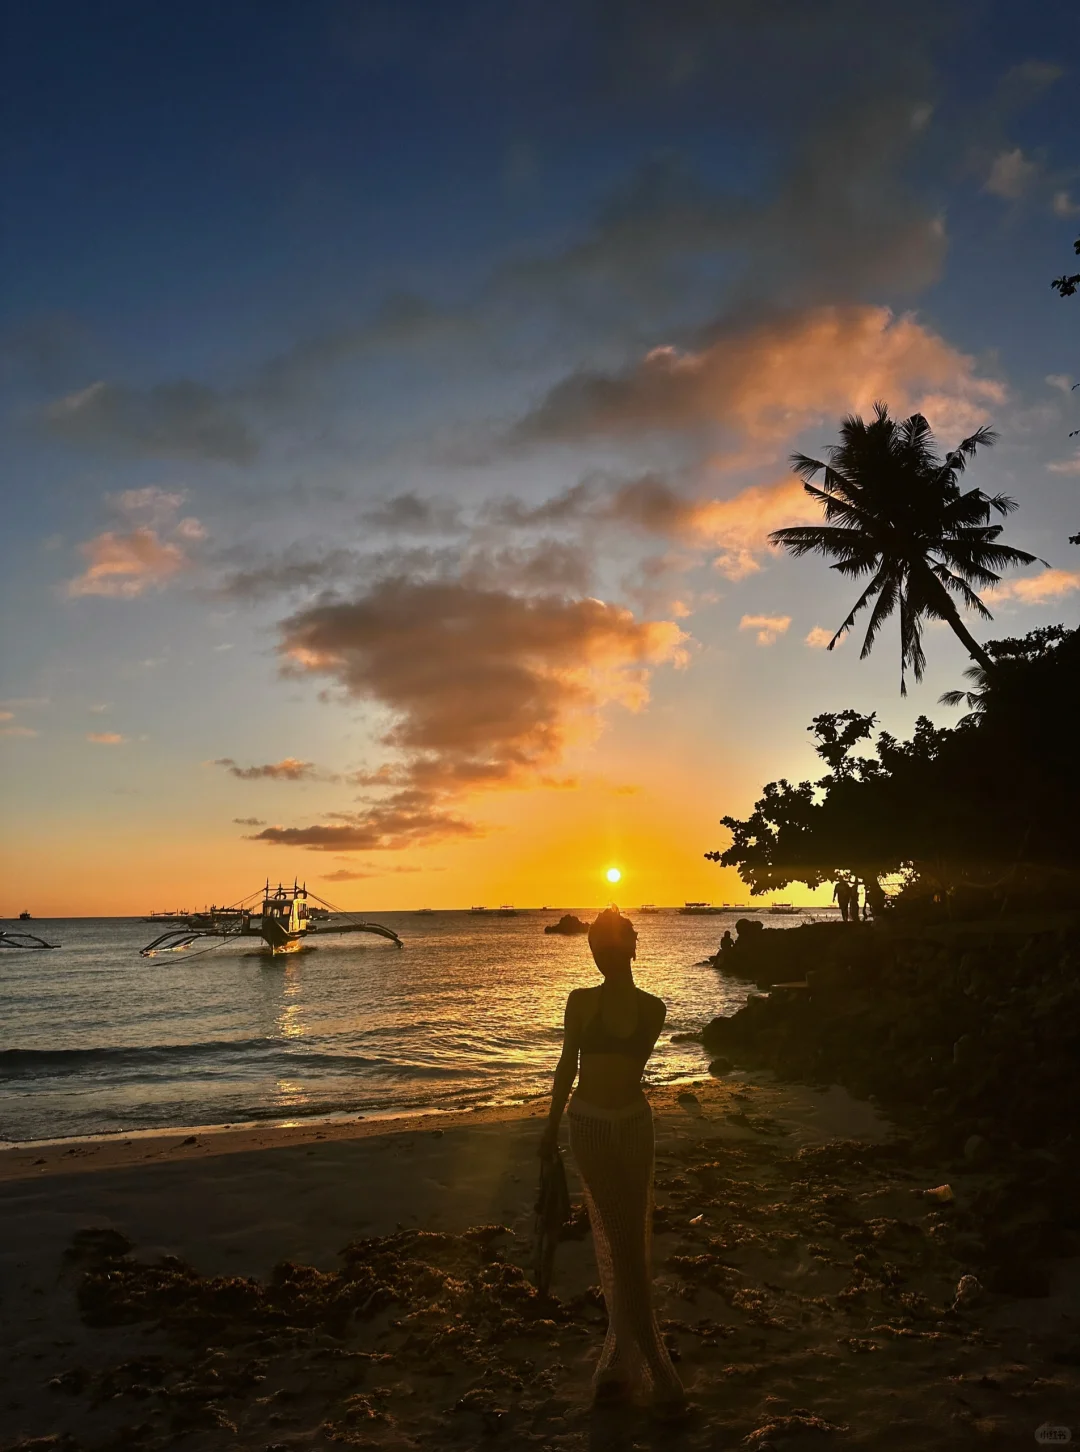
<box><xmin>140</xmin><ymin>881</ymin><xmax>402</xmax><ymax>957</ymax></box>
<box><xmin>0</xmin><ymin>931</ymin><xmax>60</xmax><ymax>950</ymax></box>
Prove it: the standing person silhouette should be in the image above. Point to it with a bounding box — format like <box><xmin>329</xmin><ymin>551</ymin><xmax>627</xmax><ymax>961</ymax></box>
<box><xmin>833</xmin><ymin>877</ymin><xmax>852</xmax><ymax>922</ymax></box>
<box><xmin>539</xmin><ymin>907</ymin><xmax>685</xmax><ymax>1412</ymax></box>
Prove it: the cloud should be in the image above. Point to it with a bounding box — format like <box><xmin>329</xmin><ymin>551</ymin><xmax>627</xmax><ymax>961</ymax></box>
<box><xmin>253</xmin><ymin>578</ymin><xmax>686</xmax><ymax>852</ymax></box>
<box><xmin>215</xmin><ymin>757</ymin><xmax>320</xmax><ymax>781</ymax></box>
<box><xmin>0</xmin><ymin>725</ymin><xmax>38</xmax><ymax>738</ymax></box>
<box><xmin>602</xmin><ymin>474</ymin><xmax>817</xmax><ymax>580</ymax></box>
<box><xmin>43</xmin><ymin>379</ymin><xmax>256</xmax><ymax>463</ymax></box>
<box><xmin>805</xmin><ymin>626</ymin><xmax>834</xmax><ymax>648</ymax></box>
<box><xmin>232</xmin><ymin>816</ymin><xmax>266</xmax><ymax>826</ymax></box>
<box><xmin>247</xmin><ymin>797</ymin><xmax>478</xmax><ymax>853</ymax></box>
<box><xmin>67</xmin><ymin>528</ymin><xmax>191</xmax><ymax>599</ymax></box>
<box><xmin>87</xmin><ymin>732</ymin><xmax>126</xmax><ymax>744</ymax></box>
<box><xmin>983</xmin><ymin>146</ymin><xmax>1040</xmax><ymax>200</ymax></box>
<box><xmin>361</xmin><ymin>493</ymin><xmax>464</xmax><ymax>533</ymax></box>
<box><xmin>510</xmin><ymin>306</ymin><xmax>1004</xmax><ymax>450</ymax></box>
<box><xmin>994</xmin><ymin>569</ymin><xmax>1080</xmax><ymax>605</ymax></box>
<box><xmin>67</xmin><ymin>488</ymin><xmax>205</xmax><ymax>599</ymax></box>
<box><xmin>739</xmin><ymin>613</ymin><xmax>791</xmax><ymax>645</ymax></box>
<box><xmin>1053</xmin><ymin>190</ymin><xmax>1080</xmax><ymax>218</ymax></box>
<box><xmin>320</xmin><ymin>863</ymin><xmax>427</xmax><ymax>881</ymax></box>
<box><xmin>1046</xmin><ymin>452</ymin><xmax>1080</xmax><ymax>476</ymax></box>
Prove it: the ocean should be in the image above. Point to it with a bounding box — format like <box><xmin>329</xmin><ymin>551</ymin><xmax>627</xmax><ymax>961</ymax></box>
<box><xmin>0</xmin><ymin>909</ymin><xmax>827</xmax><ymax>1144</ymax></box>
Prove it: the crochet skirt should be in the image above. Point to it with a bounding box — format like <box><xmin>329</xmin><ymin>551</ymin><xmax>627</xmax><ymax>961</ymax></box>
<box><xmin>568</xmin><ymin>1092</ymin><xmax>683</xmax><ymax>1402</ymax></box>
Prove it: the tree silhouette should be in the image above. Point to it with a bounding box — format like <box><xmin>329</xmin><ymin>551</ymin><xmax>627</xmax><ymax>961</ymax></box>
<box><xmin>1050</xmin><ymin>234</ymin><xmax>1080</xmax><ymax>297</ymax></box>
<box><xmin>939</xmin><ymin>623</ymin><xmax>1073</xmax><ymax>722</ymax></box>
<box><xmin>770</xmin><ymin>404</ymin><xmax>1038</xmax><ymax>693</ymax></box>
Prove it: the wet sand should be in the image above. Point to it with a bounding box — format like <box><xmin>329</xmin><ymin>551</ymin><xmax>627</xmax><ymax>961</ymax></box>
<box><xmin>1</xmin><ymin>1075</ymin><xmax>1076</xmax><ymax>1450</ymax></box>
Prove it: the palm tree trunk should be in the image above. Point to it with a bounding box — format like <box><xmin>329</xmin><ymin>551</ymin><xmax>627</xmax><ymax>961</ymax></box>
<box><xmin>920</xmin><ymin>567</ymin><xmax>995</xmax><ymax>675</ymax></box>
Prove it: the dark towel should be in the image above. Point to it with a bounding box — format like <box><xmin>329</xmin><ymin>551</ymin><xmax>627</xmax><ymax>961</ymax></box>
<box><xmin>533</xmin><ymin>1148</ymin><xmax>571</xmax><ymax>1295</ymax></box>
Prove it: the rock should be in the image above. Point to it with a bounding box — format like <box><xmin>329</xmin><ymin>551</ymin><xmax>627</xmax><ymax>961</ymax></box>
<box><xmin>543</xmin><ymin>914</ymin><xmax>590</xmax><ymax>936</ymax></box>
<box><xmin>951</xmin><ymin>1274</ymin><xmax>983</xmax><ymax>1310</ymax></box>
<box><xmin>963</xmin><ymin>1134</ymin><xmax>992</xmax><ymax>1167</ymax></box>
<box><xmin>708</xmin><ymin>1057</ymin><xmax>733</xmax><ymax>1076</ymax></box>
<box><xmin>676</xmin><ymin>1091</ymin><xmax>703</xmax><ymax>1115</ymax></box>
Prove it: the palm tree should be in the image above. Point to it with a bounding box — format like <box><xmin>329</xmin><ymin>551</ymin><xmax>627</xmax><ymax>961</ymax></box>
<box><xmin>770</xmin><ymin>404</ymin><xmax>1039</xmax><ymax>694</ymax></box>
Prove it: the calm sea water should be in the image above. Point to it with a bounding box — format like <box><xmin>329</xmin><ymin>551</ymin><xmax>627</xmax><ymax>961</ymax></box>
<box><xmin>0</xmin><ymin>909</ymin><xmax>828</xmax><ymax>1143</ymax></box>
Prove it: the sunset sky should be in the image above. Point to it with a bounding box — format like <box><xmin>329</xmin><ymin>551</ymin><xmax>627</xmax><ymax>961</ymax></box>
<box><xmin>2</xmin><ymin>1</ymin><xmax>1078</xmax><ymax>916</ymax></box>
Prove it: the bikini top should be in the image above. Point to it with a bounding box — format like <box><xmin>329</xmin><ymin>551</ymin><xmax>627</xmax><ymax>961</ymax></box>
<box><xmin>579</xmin><ymin>985</ymin><xmax>655</xmax><ymax>1060</ymax></box>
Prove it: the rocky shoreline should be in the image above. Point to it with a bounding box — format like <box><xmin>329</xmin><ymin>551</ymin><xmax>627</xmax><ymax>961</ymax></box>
<box><xmin>701</xmin><ymin>915</ymin><xmax>1080</xmax><ymax>1299</ymax></box>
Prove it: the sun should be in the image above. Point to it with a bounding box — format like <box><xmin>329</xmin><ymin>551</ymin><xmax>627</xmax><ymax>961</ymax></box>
<box><xmin>605</xmin><ymin>867</ymin><xmax>622</xmax><ymax>884</ymax></box>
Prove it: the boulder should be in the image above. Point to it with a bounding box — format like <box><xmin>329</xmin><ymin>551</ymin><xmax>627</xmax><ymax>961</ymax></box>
<box><xmin>544</xmin><ymin>914</ymin><xmax>590</xmax><ymax>936</ymax></box>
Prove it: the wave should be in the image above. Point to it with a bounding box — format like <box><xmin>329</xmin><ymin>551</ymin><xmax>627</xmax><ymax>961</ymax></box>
<box><xmin>0</xmin><ymin>1038</ymin><xmax>382</xmax><ymax>1079</ymax></box>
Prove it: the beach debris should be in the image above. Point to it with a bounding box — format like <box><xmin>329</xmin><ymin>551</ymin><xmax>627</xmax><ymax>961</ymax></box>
<box><xmin>708</xmin><ymin>1056</ymin><xmax>733</xmax><ymax>1075</ymax></box>
<box><xmin>677</xmin><ymin>1091</ymin><xmax>703</xmax><ymax>1115</ymax></box>
<box><xmin>951</xmin><ymin>1273</ymin><xmax>983</xmax><ymax>1310</ymax></box>
<box><xmin>918</xmin><ymin>1184</ymin><xmax>955</xmax><ymax>1203</ymax></box>
<box><xmin>743</xmin><ymin>1411</ymin><xmax>849</xmax><ymax>1444</ymax></box>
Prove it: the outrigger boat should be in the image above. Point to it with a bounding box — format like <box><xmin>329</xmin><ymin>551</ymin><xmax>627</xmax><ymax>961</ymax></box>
<box><xmin>140</xmin><ymin>881</ymin><xmax>402</xmax><ymax>957</ymax></box>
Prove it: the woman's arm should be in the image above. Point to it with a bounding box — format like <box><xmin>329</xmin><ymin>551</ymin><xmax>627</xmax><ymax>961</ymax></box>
<box><xmin>539</xmin><ymin>990</ymin><xmax>582</xmax><ymax>1156</ymax></box>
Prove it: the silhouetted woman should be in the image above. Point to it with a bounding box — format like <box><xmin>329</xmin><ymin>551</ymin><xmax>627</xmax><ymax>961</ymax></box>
<box><xmin>540</xmin><ymin>907</ymin><xmax>684</xmax><ymax>1410</ymax></box>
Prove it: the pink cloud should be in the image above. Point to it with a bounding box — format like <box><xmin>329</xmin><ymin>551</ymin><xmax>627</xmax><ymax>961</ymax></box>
<box><xmin>739</xmin><ymin>613</ymin><xmax>792</xmax><ymax>646</ymax></box>
<box><xmin>514</xmin><ymin>305</ymin><xmax>1005</xmax><ymax>448</ymax></box>
<box><xmin>67</xmin><ymin>486</ymin><xmax>204</xmax><ymax>599</ymax></box>
<box><xmin>994</xmin><ymin>569</ymin><xmax>1080</xmax><ymax>605</ymax></box>
<box><xmin>804</xmin><ymin>626</ymin><xmax>834</xmax><ymax>648</ymax></box>
<box><xmin>87</xmin><ymin>731</ymin><xmax>126</xmax><ymax>744</ymax></box>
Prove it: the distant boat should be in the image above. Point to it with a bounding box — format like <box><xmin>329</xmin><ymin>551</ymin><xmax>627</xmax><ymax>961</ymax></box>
<box><xmin>18</xmin><ymin>910</ymin><xmax>32</xmax><ymax>921</ymax></box>
<box><xmin>308</xmin><ymin>907</ymin><xmax>332</xmax><ymax>921</ymax></box>
<box><xmin>768</xmin><ymin>903</ymin><xmax>799</xmax><ymax>915</ymax></box>
<box><xmin>144</xmin><ymin>909</ymin><xmax>189</xmax><ymax>923</ymax></box>
<box><xmin>496</xmin><ymin>905</ymin><xmax>519</xmax><ymax>916</ymax></box>
<box><xmin>639</xmin><ymin>904</ymin><xmax>659</xmax><ymax>913</ymax></box>
<box><xmin>470</xmin><ymin>905</ymin><xmax>489</xmax><ymax>914</ymax></box>
<box><xmin>679</xmin><ymin>902</ymin><xmax>723</xmax><ymax>915</ymax></box>
<box><xmin>416</xmin><ymin>908</ymin><xmax>435</xmax><ymax>915</ymax></box>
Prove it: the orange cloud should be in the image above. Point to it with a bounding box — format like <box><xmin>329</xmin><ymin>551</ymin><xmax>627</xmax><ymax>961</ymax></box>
<box><xmin>67</xmin><ymin>528</ymin><xmax>190</xmax><ymax>598</ymax></box>
<box><xmin>67</xmin><ymin>487</ymin><xmax>204</xmax><ymax>599</ymax></box>
<box><xmin>739</xmin><ymin>613</ymin><xmax>792</xmax><ymax>645</ymax></box>
<box><xmin>87</xmin><ymin>732</ymin><xmax>126</xmax><ymax>744</ymax></box>
<box><xmin>513</xmin><ymin>305</ymin><xmax>1005</xmax><ymax>447</ymax></box>
<box><xmin>252</xmin><ymin>578</ymin><xmax>687</xmax><ymax>852</ymax></box>
<box><xmin>994</xmin><ymin>569</ymin><xmax>1080</xmax><ymax>604</ymax></box>
<box><xmin>805</xmin><ymin>626</ymin><xmax>834</xmax><ymax>648</ymax></box>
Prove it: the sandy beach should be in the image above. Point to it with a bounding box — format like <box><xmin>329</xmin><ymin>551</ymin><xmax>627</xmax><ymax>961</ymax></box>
<box><xmin>2</xmin><ymin>1072</ymin><xmax>1076</xmax><ymax>1451</ymax></box>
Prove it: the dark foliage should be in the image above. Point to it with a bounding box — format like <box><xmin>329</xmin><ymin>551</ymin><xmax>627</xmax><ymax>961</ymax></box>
<box><xmin>707</xmin><ymin>626</ymin><xmax>1080</xmax><ymax>908</ymax></box>
<box><xmin>770</xmin><ymin>404</ymin><xmax>1038</xmax><ymax>693</ymax></box>
<box><xmin>1050</xmin><ymin>233</ymin><xmax>1080</xmax><ymax>297</ymax></box>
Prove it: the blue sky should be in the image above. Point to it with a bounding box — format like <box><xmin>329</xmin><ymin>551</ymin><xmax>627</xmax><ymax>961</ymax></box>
<box><xmin>1</xmin><ymin>0</ymin><xmax>1077</xmax><ymax>913</ymax></box>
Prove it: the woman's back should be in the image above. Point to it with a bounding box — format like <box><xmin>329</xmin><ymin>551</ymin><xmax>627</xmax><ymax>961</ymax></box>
<box><xmin>573</xmin><ymin>982</ymin><xmax>666</xmax><ymax>1109</ymax></box>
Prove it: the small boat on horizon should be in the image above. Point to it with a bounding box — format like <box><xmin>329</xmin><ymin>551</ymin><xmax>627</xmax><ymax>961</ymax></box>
<box><xmin>470</xmin><ymin>905</ymin><xmax>489</xmax><ymax>914</ymax></box>
<box><xmin>496</xmin><ymin>904</ymin><xmax>519</xmax><ymax>916</ymax></box>
<box><xmin>18</xmin><ymin>910</ymin><xmax>32</xmax><ymax>921</ymax></box>
<box><xmin>416</xmin><ymin>907</ymin><xmax>435</xmax><ymax>915</ymax></box>
<box><xmin>679</xmin><ymin>902</ymin><xmax>723</xmax><ymax>915</ymax></box>
<box><xmin>639</xmin><ymin>904</ymin><xmax>659</xmax><ymax>913</ymax></box>
<box><xmin>144</xmin><ymin>909</ymin><xmax>189</xmax><ymax>923</ymax></box>
<box><xmin>768</xmin><ymin>903</ymin><xmax>799</xmax><ymax>915</ymax></box>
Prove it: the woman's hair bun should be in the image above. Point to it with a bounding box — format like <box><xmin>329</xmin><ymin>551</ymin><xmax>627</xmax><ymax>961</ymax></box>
<box><xmin>588</xmin><ymin>906</ymin><xmax>637</xmax><ymax>952</ymax></box>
